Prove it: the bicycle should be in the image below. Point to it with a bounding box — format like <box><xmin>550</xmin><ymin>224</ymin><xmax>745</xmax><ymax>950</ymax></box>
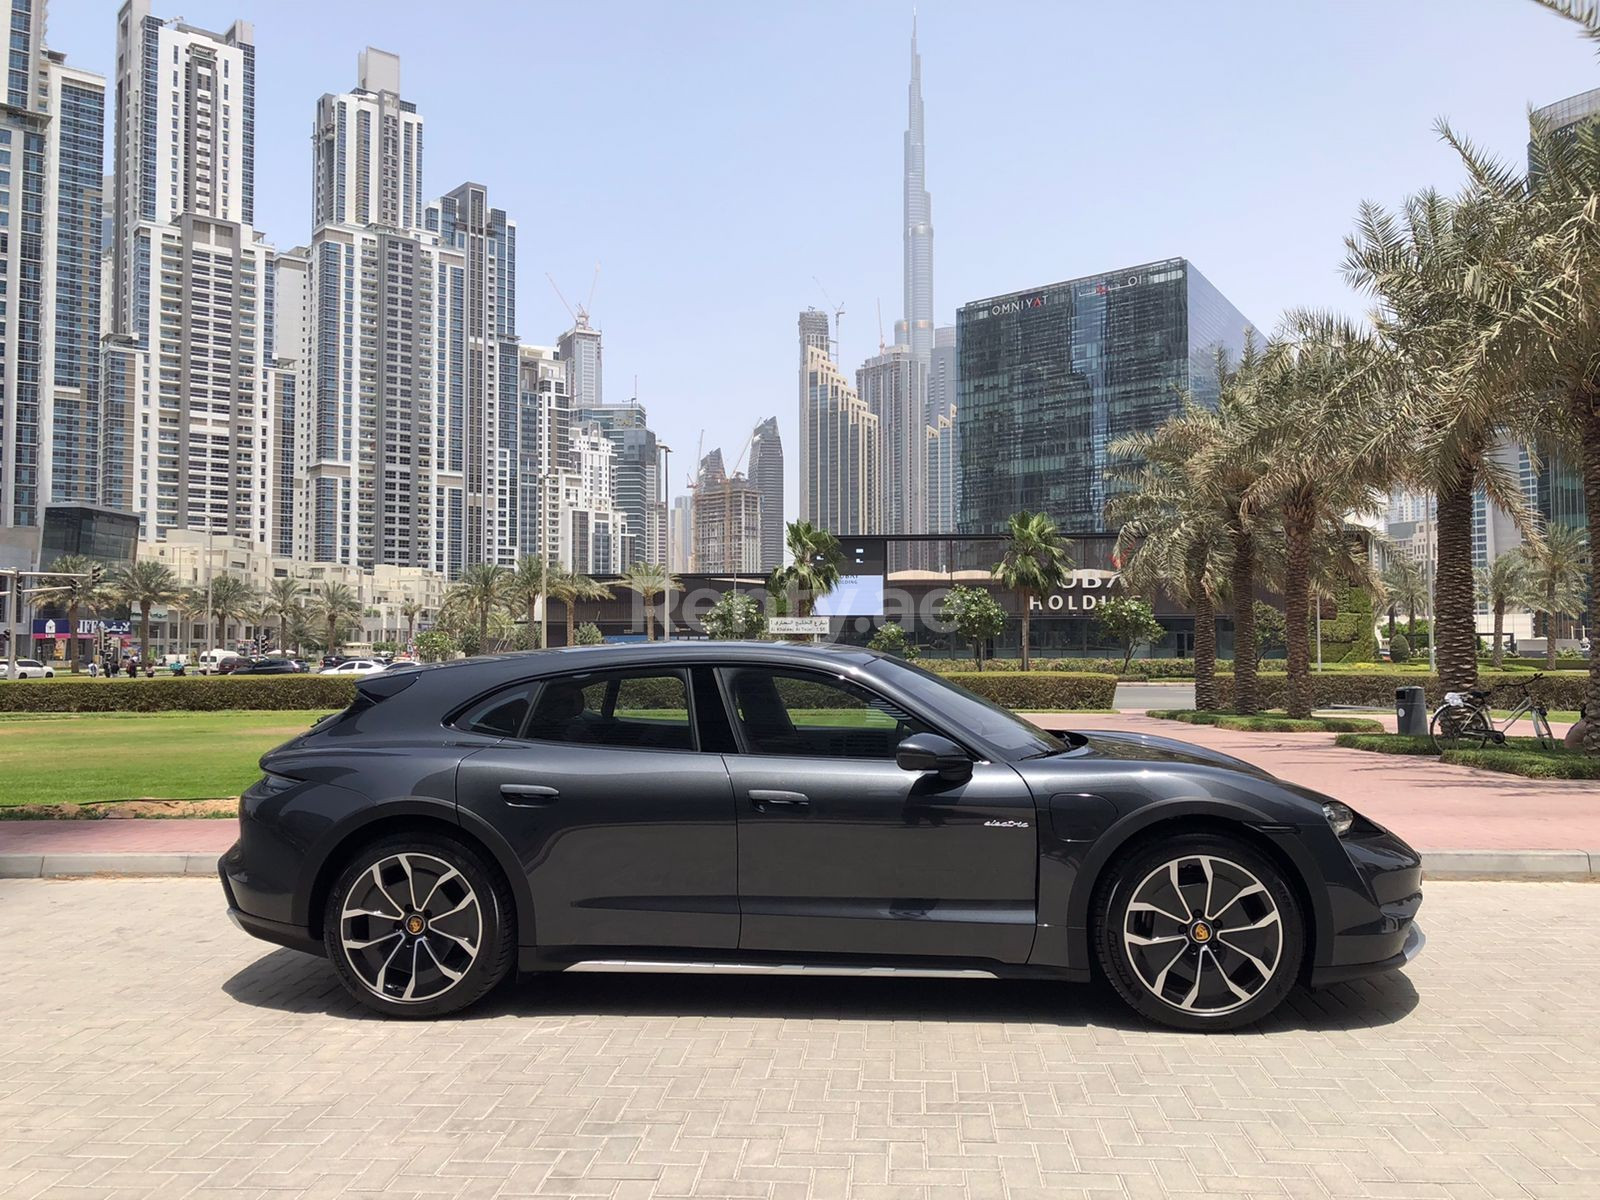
<box><xmin>1429</xmin><ymin>673</ymin><xmax>1556</xmax><ymax>752</ymax></box>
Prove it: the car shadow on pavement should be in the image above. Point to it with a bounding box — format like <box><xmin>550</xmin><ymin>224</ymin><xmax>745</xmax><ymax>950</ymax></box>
<box><xmin>223</xmin><ymin>948</ymin><xmax>1420</xmax><ymax>1033</ymax></box>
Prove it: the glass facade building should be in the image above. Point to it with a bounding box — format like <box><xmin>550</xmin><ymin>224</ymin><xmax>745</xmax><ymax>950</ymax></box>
<box><xmin>956</xmin><ymin>258</ymin><xmax>1257</xmax><ymax>535</ymax></box>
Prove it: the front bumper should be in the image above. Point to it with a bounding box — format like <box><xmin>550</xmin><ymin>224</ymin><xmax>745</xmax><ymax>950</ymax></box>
<box><xmin>1305</xmin><ymin>816</ymin><xmax>1425</xmax><ymax>987</ymax></box>
<box><xmin>1311</xmin><ymin>921</ymin><xmax>1424</xmax><ymax>987</ymax></box>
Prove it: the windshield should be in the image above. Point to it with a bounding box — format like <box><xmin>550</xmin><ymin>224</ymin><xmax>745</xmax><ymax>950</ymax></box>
<box><xmin>864</xmin><ymin>657</ymin><xmax>1070</xmax><ymax>761</ymax></box>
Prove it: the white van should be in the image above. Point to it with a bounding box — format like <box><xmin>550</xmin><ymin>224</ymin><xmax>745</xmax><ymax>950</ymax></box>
<box><xmin>196</xmin><ymin>649</ymin><xmax>234</xmax><ymax>675</ymax></box>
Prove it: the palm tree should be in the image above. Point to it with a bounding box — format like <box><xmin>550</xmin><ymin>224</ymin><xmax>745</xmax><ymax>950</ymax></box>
<box><xmin>106</xmin><ymin>559</ymin><xmax>178</xmax><ymax>664</ymax></box>
<box><xmin>617</xmin><ymin>563</ymin><xmax>676</xmax><ymax>642</ymax></box>
<box><xmin>1522</xmin><ymin>525</ymin><xmax>1590</xmax><ymax>670</ymax></box>
<box><xmin>1180</xmin><ymin>341</ymin><xmax>1273</xmax><ymax>713</ymax></box>
<box><xmin>262</xmin><ymin>577</ymin><xmax>305</xmax><ymax>657</ymax></box>
<box><xmin>1108</xmin><ymin>428</ymin><xmax>1231</xmax><ymax>710</ymax></box>
<box><xmin>772</xmin><ymin>521</ymin><xmax>842</xmax><ymax>618</ymax></box>
<box><xmin>1436</xmin><ymin>7</ymin><xmax>1600</xmax><ymax>747</ymax></box>
<box><xmin>1240</xmin><ymin>316</ymin><xmax>1401</xmax><ymax>718</ymax></box>
<box><xmin>1476</xmin><ymin>552</ymin><xmax>1529</xmax><ymax>669</ymax></box>
<box><xmin>1381</xmin><ymin>555</ymin><xmax>1429</xmax><ymax>646</ymax></box>
<box><xmin>992</xmin><ymin>511</ymin><xmax>1072</xmax><ymax>671</ymax></box>
<box><xmin>400</xmin><ymin>599</ymin><xmax>423</xmax><ymax>650</ymax></box>
<box><xmin>206</xmin><ymin>575</ymin><xmax>256</xmax><ymax>651</ymax></box>
<box><xmin>173</xmin><ymin>589</ymin><xmax>208</xmax><ymax>658</ymax></box>
<box><xmin>305</xmin><ymin>581</ymin><xmax>362</xmax><ymax>655</ymax></box>
<box><xmin>507</xmin><ymin>557</ymin><xmax>550</xmax><ymax>648</ymax></box>
<box><xmin>545</xmin><ymin>565</ymin><xmax>614</xmax><ymax>646</ymax></box>
<box><xmin>1344</xmin><ymin>187</ymin><xmax>1536</xmax><ymax>692</ymax></box>
<box><xmin>443</xmin><ymin>564</ymin><xmax>513</xmax><ymax>650</ymax></box>
<box><xmin>39</xmin><ymin>555</ymin><xmax>107</xmax><ymax>673</ymax></box>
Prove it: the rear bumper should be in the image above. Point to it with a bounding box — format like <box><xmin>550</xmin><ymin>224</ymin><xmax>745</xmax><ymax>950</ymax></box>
<box><xmin>219</xmin><ymin>855</ymin><xmax>323</xmax><ymax>957</ymax></box>
<box><xmin>1310</xmin><ymin>920</ymin><xmax>1424</xmax><ymax>988</ymax></box>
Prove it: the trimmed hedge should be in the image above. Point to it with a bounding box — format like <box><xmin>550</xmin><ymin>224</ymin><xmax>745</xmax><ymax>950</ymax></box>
<box><xmin>944</xmin><ymin>671</ymin><xmax>1117</xmax><ymax>711</ymax></box>
<box><xmin>1216</xmin><ymin>670</ymin><xmax>1591</xmax><ymax>712</ymax></box>
<box><xmin>0</xmin><ymin>675</ymin><xmax>358</xmax><ymax>713</ymax></box>
<box><xmin>925</xmin><ymin>657</ymin><xmax>1201</xmax><ymax>680</ymax></box>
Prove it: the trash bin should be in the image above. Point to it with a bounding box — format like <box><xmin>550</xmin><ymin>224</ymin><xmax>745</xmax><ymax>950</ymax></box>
<box><xmin>1396</xmin><ymin>686</ymin><xmax>1427</xmax><ymax>736</ymax></box>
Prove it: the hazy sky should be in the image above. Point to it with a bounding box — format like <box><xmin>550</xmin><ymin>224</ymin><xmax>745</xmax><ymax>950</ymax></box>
<box><xmin>45</xmin><ymin>0</ymin><xmax>1600</xmax><ymax>521</ymax></box>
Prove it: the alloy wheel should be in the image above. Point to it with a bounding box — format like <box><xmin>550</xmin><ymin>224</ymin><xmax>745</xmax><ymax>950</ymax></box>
<box><xmin>1122</xmin><ymin>854</ymin><xmax>1283</xmax><ymax>1016</ymax></box>
<box><xmin>339</xmin><ymin>852</ymin><xmax>483</xmax><ymax>1004</ymax></box>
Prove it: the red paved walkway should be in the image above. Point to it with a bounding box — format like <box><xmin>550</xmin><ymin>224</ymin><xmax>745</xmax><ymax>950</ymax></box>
<box><xmin>2</xmin><ymin>714</ymin><xmax>1595</xmax><ymax>856</ymax></box>
<box><xmin>1034</xmin><ymin>713</ymin><xmax>1599</xmax><ymax>852</ymax></box>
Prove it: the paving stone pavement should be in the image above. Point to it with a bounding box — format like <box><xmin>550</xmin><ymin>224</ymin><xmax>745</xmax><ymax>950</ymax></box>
<box><xmin>0</xmin><ymin>878</ymin><xmax>1596</xmax><ymax>1200</ymax></box>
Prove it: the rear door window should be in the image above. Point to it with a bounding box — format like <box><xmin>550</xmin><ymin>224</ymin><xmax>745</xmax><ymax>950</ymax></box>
<box><xmin>524</xmin><ymin>668</ymin><xmax>696</xmax><ymax>751</ymax></box>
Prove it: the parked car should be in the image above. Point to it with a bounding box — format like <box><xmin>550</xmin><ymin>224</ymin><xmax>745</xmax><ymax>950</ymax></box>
<box><xmin>318</xmin><ymin>658</ymin><xmax>384</xmax><ymax>676</ymax></box>
<box><xmin>232</xmin><ymin>657</ymin><xmax>301</xmax><ymax>676</ymax></box>
<box><xmin>382</xmin><ymin>658</ymin><xmax>421</xmax><ymax>671</ymax></box>
<box><xmin>321</xmin><ymin>654</ymin><xmax>352</xmax><ymax>670</ymax></box>
<box><xmin>221</xmin><ymin>643</ymin><xmax>1425</xmax><ymax>1029</ymax></box>
<box><xmin>6</xmin><ymin>658</ymin><xmax>56</xmax><ymax>679</ymax></box>
<box><xmin>196</xmin><ymin>649</ymin><xmax>236</xmax><ymax>675</ymax></box>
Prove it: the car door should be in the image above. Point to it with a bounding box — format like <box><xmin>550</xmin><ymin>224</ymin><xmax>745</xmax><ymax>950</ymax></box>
<box><xmin>716</xmin><ymin>664</ymin><xmax>1038</xmax><ymax>964</ymax></box>
<box><xmin>455</xmin><ymin>664</ymin><xmax>740</xmax><ymax>953</ymax></box>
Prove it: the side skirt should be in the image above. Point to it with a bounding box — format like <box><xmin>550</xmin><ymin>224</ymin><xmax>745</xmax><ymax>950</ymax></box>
<box><xmin>517</xmin><ymin>946</ymin><xmax>1089</xmax><ymax>982</ymax></box>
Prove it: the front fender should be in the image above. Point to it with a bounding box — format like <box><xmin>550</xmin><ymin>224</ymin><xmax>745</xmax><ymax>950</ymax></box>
<box><xmin>1030</xmin><ymin>793</ymin><xmax>1332</xmax><ymax>975</ymax></box>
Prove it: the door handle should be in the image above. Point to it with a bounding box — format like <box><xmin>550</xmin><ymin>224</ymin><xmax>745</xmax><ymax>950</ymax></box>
<box><xmin>501</xmin><ymin>784</ymin><xmax>559</xmax><ymax>806</ymax></box>
<box><xmin>749</xmin><ymin>789</ymin><xmax>809</xmax><ymax>812</ymax></box>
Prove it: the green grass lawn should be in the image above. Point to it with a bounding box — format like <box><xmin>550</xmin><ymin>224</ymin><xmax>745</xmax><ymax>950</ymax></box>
<box><xmin>0</xmin><ymin>710</ymin><xmax>332</xmax><ymax>806</ymax></box>
<box><xmin>1147</xmin><ymin>710</ymin><xmax>1386</xmax><ymax>734</ymax></box>
<box><xmin>1333</xmin><ymin>732</ymin><xmax>1600</xmax><ymax>780</ymax></box>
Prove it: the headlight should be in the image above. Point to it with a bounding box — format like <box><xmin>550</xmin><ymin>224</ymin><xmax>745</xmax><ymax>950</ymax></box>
<box><xmin>1322</xmin><ymin>801</ymin><xmax>1355</xmax><ymax>837</ymax></box>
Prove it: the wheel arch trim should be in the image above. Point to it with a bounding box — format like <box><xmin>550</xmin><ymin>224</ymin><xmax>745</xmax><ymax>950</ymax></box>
<box><xmin>298</xmin><ymin>798</ymin><xmax>534</xmax><ymax>949</ymax></box>
<box><xmin>1058</xmin><ymin>800</ymin><xmax>1331</xmax><ymax>974</ymax></box>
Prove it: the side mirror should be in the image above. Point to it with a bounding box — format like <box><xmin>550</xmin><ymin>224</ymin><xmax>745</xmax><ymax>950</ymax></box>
<box><xmin>896</xmin><ymin>732</ymin><xmax>972</xmax><ymax>782</ymax></box>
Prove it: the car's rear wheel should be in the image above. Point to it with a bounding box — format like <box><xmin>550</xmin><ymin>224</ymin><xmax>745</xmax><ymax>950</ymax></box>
<box><xmin>323</xmin><ymin>832</ymin><xmax>515</xmax><ymax>1018</ymax></box>
<box><xmin>1093</xmin><ymin>834</ymin><xmax>1305</xmax><ymax>1031</ymax></box>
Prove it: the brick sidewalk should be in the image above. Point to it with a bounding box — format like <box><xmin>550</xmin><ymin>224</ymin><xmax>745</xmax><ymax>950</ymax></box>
<box><xmin>2</xmin><ymin>712</ymin><xmax>1596</xmax><ymax>858</ymax></box>
<box><xmin>1</xmin><ymin>877</ymin><xmax>1595</xmax><ymax>1200</ymax></box>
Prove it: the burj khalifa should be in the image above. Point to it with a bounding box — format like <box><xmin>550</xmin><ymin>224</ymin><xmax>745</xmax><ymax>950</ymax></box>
<box><xmin>900</xmin><ymin>17</ymin><xmax>934</xmax><ymax>364</ymax></box>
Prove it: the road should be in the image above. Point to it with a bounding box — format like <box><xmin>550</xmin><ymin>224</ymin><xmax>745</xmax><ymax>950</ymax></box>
<box><xmin>0</xmin><ymin>877</ymin><xmax>1595</xmax><ymax>1198</ymax></box>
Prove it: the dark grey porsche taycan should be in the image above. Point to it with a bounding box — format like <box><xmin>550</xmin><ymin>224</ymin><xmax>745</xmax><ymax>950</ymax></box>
<box><xmin>220</xmin><ymin>642</ymin><xmax>1423</xmax><ymax>1030</ymax></box>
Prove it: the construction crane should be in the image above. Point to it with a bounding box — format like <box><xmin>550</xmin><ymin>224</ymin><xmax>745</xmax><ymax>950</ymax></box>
<box><xmin>812</xmin><ymin>276</ymin><xmax>845</xmax><ymax>363</ymax></box>
<box><xmin>546</xmin><ymin>261</ymin><xmax>602</xmax><ymax>330</ymax></box>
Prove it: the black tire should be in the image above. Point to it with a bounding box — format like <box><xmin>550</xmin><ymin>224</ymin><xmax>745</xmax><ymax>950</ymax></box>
<box><xmin>1431</xmin><ymin>704</ymin><xmax>1490</xmax><ymax>753</ymax></box>
<box><xmin>1093</xmin><ymin>834</ymin><xmax>1305</xmax><ymax>1032</ymax></box>
<box><xmin>323</xmin><ymin>831</ymin><xmax>516</xmax><ymax>1018</ymax></box>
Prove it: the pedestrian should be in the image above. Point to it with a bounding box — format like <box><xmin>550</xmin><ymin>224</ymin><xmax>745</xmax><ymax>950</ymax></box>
<box><xmin>106</xmin><ymin>656</ymin><xmax>119</xmax><ymax>679</ymax></box>
<box><xmin>88</xmin><ymin>659</ymin><xmax>99</xmax><ymax>678</ymax></box>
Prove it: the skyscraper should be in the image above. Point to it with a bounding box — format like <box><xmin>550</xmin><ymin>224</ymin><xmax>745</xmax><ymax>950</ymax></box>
<box><xmin>801</xmin><ymin>344</ymin><xmax>880</xmax><ymax>536</ymax></box>
<box><xmin>748</xmin><ymin>416</ymin><xmax>784</xmax><ymax>571</ymax></box>
<box><xmin>428</xmin><ymin>181</ymin><xmax>521</xmax><ymax>568</ymax></box>
<box><xmin>313</xmin><ymin>48</ymin><xmax>424</xmax><ymax>232</ymax></box>
<box><xmin>102</xmin><ymin>3</ymin><xmax>278</xmax><ymax>545</ymax></box>
<box><xmin>514</xmin><ymin>344</ymin><xmax>567</xmax><ymax>563</ymax></box>
<box><xmin>926</xmin><ymin>324</ymin><xmax>958</xmax><ymax>541</ymax></box>
<box><xmin>559</xmin><ymin>320</ymin><xmax>603</xmax><ymax>419</ymax></box>
<box><xmin>1530</xmin><ymin>88</ymin><xmax>1596</xmax><ymax>537</ymax></box>
<box><xmin>301</xmin><ymin>51</ymin><xmax>460</xmax><ymax>571</ymax></box>
<box><xmin>0</xmin><ymin>2</ymin><xmax>106</xmax><ymax>528</ymax></box>
<box><xmin>901</xmin><ymin>18</ymin><xmax>933</xmax><ymax>365</ymax></box>
<box><xmin>957</xmin><ymin>259</ymin><xmax>1257</xmax><ymax>535</ymax></box>
<box><xmin>576</xmin><ymin>399</ymin><xmax>665</xmax><ymax>567</ymax></box>
<box><xmin>692</xmin><ymin>449</ymin><xmax>762</xmax><ymax>575</ymax></box>
<box><xmin>857</xmin><ymin>346</ymin><xmax>926</xmax><ymax>538</ymax></box>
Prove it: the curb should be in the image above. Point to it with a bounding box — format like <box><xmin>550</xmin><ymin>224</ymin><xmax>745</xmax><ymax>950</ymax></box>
<box><xmin>0</xmin><ymin>853</ymin><xmax>220</xmax><ymax>879</ymax></box>
<box><xmin>0</xmin><ymin>850</ymin><xmax>1594</xmax><ymax>882</ymax></box>
<box><xmin>1419</xmin><ymin>850</ymin><xmax>1597</xmax><ymax>881</ymax></box>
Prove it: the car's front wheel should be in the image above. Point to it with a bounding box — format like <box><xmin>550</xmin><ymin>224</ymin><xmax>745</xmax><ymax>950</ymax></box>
<box><xmin>1094</xmin><ymin>834</ymin><xmax>1305</xmax><ymax>1031</ymax></box>
<box><xmin>323</xmin><ymin>832</ymin><xmax>516</xmax><ymax>1017</ymax></box>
